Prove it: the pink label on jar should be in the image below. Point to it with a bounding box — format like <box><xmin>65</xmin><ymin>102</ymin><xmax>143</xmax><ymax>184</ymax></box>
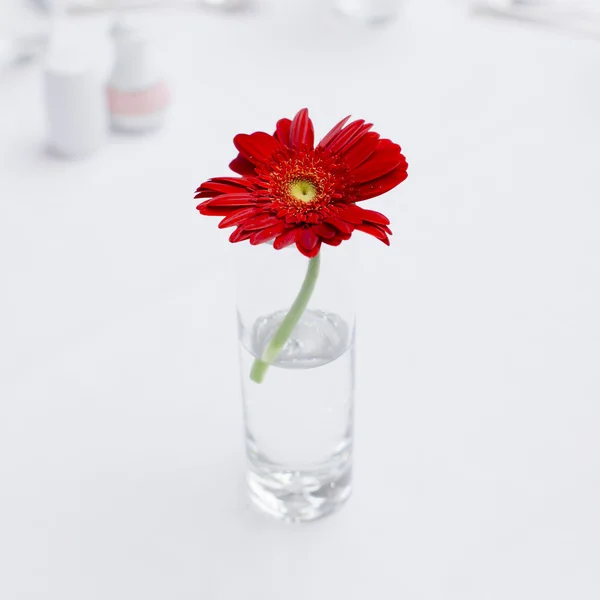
<box><xmin>107</xmin><ymin>81</ymin><xmax>170</xmax><ymax>116</ymax></box>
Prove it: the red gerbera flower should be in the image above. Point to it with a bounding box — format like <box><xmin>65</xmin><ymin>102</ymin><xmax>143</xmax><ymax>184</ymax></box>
<box><xmin>195</xmin><ymin>108</ymin><xmax>408</xmax><ymax>258</ymax></box>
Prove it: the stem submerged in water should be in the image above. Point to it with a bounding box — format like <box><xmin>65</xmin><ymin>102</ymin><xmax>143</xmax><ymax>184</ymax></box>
<box><xmin>250</xmin><ymin>252</ymin><xmax>321</xmax><ymax>384</ymax></box>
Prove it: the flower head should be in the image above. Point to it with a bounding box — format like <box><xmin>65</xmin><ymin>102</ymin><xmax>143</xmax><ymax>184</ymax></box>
<box><xmin>195</xmin><ymin>109</ymin><xmax>408</xmax><ymax>258</ymax></box>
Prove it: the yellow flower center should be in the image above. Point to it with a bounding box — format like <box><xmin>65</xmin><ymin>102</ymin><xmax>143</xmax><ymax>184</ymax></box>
<box><xmin>289</xmin><ymin>179</ymin><xmax>318</xmax><ymax>203</ymax></box>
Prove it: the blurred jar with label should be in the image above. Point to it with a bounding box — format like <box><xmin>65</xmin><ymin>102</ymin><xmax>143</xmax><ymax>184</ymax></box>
<box><xmin>107</xmin><ymin>18</ymin><xmax>171</xmax><ymax>134</ymax></box>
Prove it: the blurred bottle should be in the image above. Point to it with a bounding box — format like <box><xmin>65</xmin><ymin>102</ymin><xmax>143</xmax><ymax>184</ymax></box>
<box><xmin>37</xmin><ymin>0</ymin><xmax>256</xmax><ymax>13</ymax></box>
<box><xmin>200</xmin><ymin>0</ymin><xmax>252</xmax><ymax>11</ymax></box>
<box><xmin>43</xmin><ymin>15</ymin><xmax>108</xmax><ymax>158</ymax></box>
<box><xmin>107</xmin><ymin>18</ymin><xmax>171</xmax><ymax>134</ymax></box>
<box><xmin>335</xmin><ymin>0</ymin><xmax>400</xmax><ymax>23</ymax></box>
<box><xmin>35</xmin><ymin>0</ymin><xmax>177</xmax><ymax>11</ymax></box>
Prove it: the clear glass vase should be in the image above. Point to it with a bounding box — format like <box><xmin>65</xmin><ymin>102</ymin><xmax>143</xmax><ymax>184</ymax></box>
<box><xmin>236</xmin><ymin>242</ymin><xmax>356</xmax><ymax>523</ymax></box>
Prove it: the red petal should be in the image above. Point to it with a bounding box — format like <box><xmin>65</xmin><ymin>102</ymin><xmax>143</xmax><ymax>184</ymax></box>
<box><xmin>214</xmin><ymin>177</ymin><xmax>252</xmax><ymax>186</ymax></box>
<box><xmin>324</xmin><ymin>217</ymin><xmax>353</xmax><ymax>235</ymax></box>
<box><xmin>194</xmin><ymin>190</ymin><xmax>215</xmax><ymax>199</ymax></box>
<box><xmin>229</xmin><ymin>155</ymin><xmax>256</xmax><ymax>177</ymax></box>
<box><xmin>273</xmin><ymin>228</ymin><xmax>300</xmax><ymax>250</ymax></box>
<box><xmin>274</xmin><ymin>118</ymin><xmax>292</xmax><ymax>147</ymax></box>
<box><xmin>341</xmin><ymin>204</ymin><xmax>390</xmax><ymax>226</ymax></box>
<box><xmin>322</xmin><ymin>236</ymin><xmax>343</xmax><ymax>246</ymax></box>
<box><xmin>240</xmin><ymin>214</ymin><xmax>282</xmax><ymax>231</ymax></box>
<box><xmin>234</xmin><ymin>132</ymin><xmax>281</xmax><ymax>166</ymax></box>
<box><xmin>203</xmin><ymin>193</ymin><xmax>256</xmax><ymax>208</ymax></box>
<box><xmin>249</xmin><ymin>222</ymin><xmax>288</xmax><ymax>245</ymax></box>
<box><xmin>307</xmin><ymin>240</ymin><xmax>322</xmax><ymax>258</ymax></box>
<box><xmin>218</xmin><ymin>207</ymin><xmax>261</xmax><ymax>229</ymax></box>
<box><xmin>361</xmin><ymin>209</ymin><xmax>391</xmax><ymax>226</ymax></box>
<box><xmin>354</xmin><ymin>223</ymin><xmax>390</xmax><ymax>245</ymax></box>
<box><xmin>335</xmin><ymin>205</ymin><xmax>364</xmax><ymax>225</ymax></box>
<box><xmin>229</xmin><ymin>227</ymin><xmax>253</xmax><ymax>243</ymax></box>
<box><xmin>326</xmin><ymin>120</ymin><xmax>368</xmax><ymax>154</ymax></box>
<box><xmin>197</xmin><ymin>202</ymin><xmax>235</xmax><ymax>217</ymax></box>
<box><xmin>202</xmin><ymin>176</ymin><xmax>252</xmax><ymax>189</ymax></box>
<box><xmin>313</xmin><ymin>223</ymin><xmax>337</xmax><ymax>239</ymax></box>
<box><xmin>318</xmin><ymin>115</ymin><xmax>351</xmax><ymax>149</ymax></box>
<box><xmin>355</xmin><ymin>166</ymin><xmax>408</xmax><ymax>201</ymax></box>
<box><xmin>342</xmin><ymin>131</ymin><xmax>380</xmax><ymax>170</ymax></box>
<box><xmin>197</xmin><ymin>179</ymin><xmax>253</xmax><ymax>197</ymax></box>
<box><xmin>296</xmin><ymin>234</ymin><xmax>321</xmax><ymax>258</ymax></box>
<box><xmin>352</xmin><ymin>140</ymin><xmax>404</xmax><ymax>183</ymax></box>
<box><xmin>337</xmin><ymin>122</ymin><xmax>374</xmax><ymax>154</ymax></box>
<box><xmin>289</xmin><ymin>108</ymin><xmax>315</xmax><ymax>150</ymax></box>
<box><xmin>298</xmin><ymin>227</ymin><xmax>319</xmax><ymax>251</ymax></box>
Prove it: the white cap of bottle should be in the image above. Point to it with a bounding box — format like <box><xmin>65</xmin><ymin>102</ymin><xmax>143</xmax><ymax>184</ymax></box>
<box><xmin>43</xmin><ymin>39</ymin><xmax>108</xmax><ymax>158</ymax></box>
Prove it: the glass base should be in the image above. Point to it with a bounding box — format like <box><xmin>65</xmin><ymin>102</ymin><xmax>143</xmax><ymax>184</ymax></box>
<box><xmin>247</xmin><ymin>447</ymin><xmax>352</xmax><ymax>523</ymax></box>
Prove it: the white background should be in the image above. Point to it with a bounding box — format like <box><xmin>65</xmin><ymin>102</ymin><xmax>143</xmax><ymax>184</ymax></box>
<box><xmin>1</xmin><ymin>0</ymin><xmax>599</xmax><ymax>598</ymax></box>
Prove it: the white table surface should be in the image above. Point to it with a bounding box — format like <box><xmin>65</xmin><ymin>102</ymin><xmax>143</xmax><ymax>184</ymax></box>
<box><xmin>1</xmin><ymin>1</ymin><xmax>599</xmax><ymax>598</ymax></box>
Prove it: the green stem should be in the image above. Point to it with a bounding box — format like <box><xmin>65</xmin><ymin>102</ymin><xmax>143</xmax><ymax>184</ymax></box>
<box><xmin>250</xmin><ymin>252</ymin><xmax>321</xmax><ymax>384</ymax></box>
